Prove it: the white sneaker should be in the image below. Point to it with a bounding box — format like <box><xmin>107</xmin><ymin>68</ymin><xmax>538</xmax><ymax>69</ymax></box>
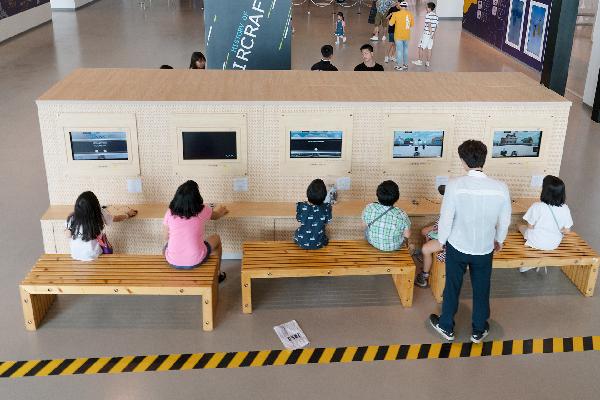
<box><xmin>370</xmin><ymin>35</ymin><xmax>379</xmax><ymax>41</ymax></box>
<box><xmin>382</xmin><ymin>36</ymin><xmax>386</xmax><ymax>41</ymax></box>
<box><xmin>519</xmin><ymin>266</ymin><xmax>534</xmax><ymax>273</ymax></box>
<box><xmin>425</xmin><ymin>61</ymin><xmax>430</xmax><ymax>68</ymax></box>
<box><xmin>384</xmin><ymin>56</ymin><xmax>389</xmax><ymax>63</ymax></box>
<box><xmin>412</xmin><ymin>60</ymin><xmax>423</xmax><ymax>66</ymax></box>
<box><xmin>401</xmin><ymin>64</ymin><xmax>408</xmax><ymax>70</ymax></box>
<box><xmin>343</xmin><ymin>36</ymin><xmax>347</xmax><ymax>43</ymax></box>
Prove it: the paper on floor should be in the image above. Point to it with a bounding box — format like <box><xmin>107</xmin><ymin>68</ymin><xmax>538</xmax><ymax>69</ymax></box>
<box><xmin>273</xmin><ymin>320</ymin><xmax>310</xmax><ymax>350</ymax></box>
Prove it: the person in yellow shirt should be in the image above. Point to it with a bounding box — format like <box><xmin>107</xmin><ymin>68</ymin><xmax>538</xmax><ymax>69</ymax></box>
<box><xmin>389</xmin><ymin>1</ymin><xmax>414</xmax><ymax>71</ymax></box>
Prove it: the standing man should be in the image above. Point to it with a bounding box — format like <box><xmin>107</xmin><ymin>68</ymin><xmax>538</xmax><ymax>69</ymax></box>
<box><xmin>429</xmin><ymin>140</ymin><xmax>511</xmax><ymax>343</ymax></box>
<box><xmin>412</xmin><ymin>2</ymin><xmax>439</xmax><ymax>69</ymax></box>
<box><xmin>371</xmin><ymin>0</ymin><xmax>396</xmax><ymax>41</ymax></box>
<box><xmin>389</xmin><ymin>1</ymin><xmax>414</xmax><ymax>71</ymax></box>
<box><xmin>354</xmin><ymin>44</ymin><xmax>385</xmax><ymax>71</ymax></box>
<box><xmin>311</xmin><ymin>45</ymin><xmax>339</xmax><ymax>71</ymax></box>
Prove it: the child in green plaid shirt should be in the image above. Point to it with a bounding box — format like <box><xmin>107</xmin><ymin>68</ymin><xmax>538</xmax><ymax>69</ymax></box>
<box><xmin>362</xmin><ymin>180</ymin><xmax>411</xmax><ymax>251</ymax></box>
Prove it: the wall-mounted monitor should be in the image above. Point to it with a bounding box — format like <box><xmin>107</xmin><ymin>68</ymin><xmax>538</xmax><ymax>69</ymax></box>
<box><xmin>171</xmin><ymin>114</ymin><xmax>247</xmax><ymax>176</ymax></box>
<box><xmin>492</xmin><ymin>130</ymin><xmax>542</xmax><ymax>158</ymax></box>
<box><xmin>70</xmin><ymin>131</ymin><xmax>129</xmax><ymax>161</ymax></box>
<box><xmin>182</xmin><ymin>131</ymin><xmax>238</xmax><ymax>160</ymax></box>
<box><xmin>393</xmin><ymin>130</ymin><xmax>445</xmax><ymax>159</ymax></box>
<box><xmin>290</xmin><ymin>131</ymin><xmax>343</xmax><ymax>159</ymax></box>
<box><xmin>383</xmin><ymin>114</ymin><xmax>454</xmax><ymax>173</ymax></box>
<box><xmin>484</xmin><ymin>114</ymin><xmax>553</xmax><ymax>175</ymax></box>
<box><xmin>280</xmin><ymin>113</ymin><xmax>353</xmax><ymax>176</ymax></box>
<box><xmin>59</xmin><ymin>113</ymin><xmax>140</xmax><ymax>176</ymax></box>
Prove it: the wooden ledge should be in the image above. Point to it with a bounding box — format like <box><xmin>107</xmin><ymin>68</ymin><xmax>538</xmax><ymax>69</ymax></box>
<box><xmin>41</xmin><ymin>198</ymin><xmax>538</xmax><ymax>221</ymax></box>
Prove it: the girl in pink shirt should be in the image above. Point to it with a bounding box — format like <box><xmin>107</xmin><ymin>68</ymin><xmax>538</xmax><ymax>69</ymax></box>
<box><xmin>163</xmin><ymin>180</ymin><xmax>228</xmax><ymax>281</ymax></box>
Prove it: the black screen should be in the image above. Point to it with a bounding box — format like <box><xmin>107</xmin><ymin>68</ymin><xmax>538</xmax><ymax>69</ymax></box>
<box><xmin>182</xmin><ymin>131</ymin><xmax>238</xmax><ymax>160</ymax></box>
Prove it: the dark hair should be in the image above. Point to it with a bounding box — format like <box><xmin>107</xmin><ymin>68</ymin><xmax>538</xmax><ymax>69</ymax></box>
<box><xmin>307</xmin><ymin>179</ymin><xmax>327</xmax><ymax>205</ymax></box>
<box><xmin>337</xmin><ymin>11</ymin><xmax>344</xmax><ymax>20</ymax></box>
<box><xmin>160</xmin><ymin>65</ymin><xmax>174</xmax><ymax>69</ymax></box>
<box><xmin>169</xmin><ymin>180</ymin><xmax>205</xmax><ymax>218</ymax></box>
<box><xmin>67</xmin><ymin>191</ymin><xmax>104</xmax><ymax>241</ymax></box>
<box><xmin>458</xmin><ymin>140</ymin><xmax>487</xmax><ymax>169</ymax></box>
<box><xmin>438</xmin><ymin>184</ymin><xmax>445</xmax><ymax>196</ymax></box>
<box><xmin>189</xmin><ymin>52</ymin><xmax>206</xmax><ymax>69</ymax></box>
<box><xmin>540</xmin><ymin>175</ymin><xmax>566</xmax><ymax>207</ymax></box>
<box><xmin>321</xmin><ymin>44</ymin><xmax>334</xmax><ymax>59</ymax></box>
<box><xmin>360</xmin><ymin>44</ymin><xmax>374</xmax><ymax>53</ymax></box>
<box><xmin>427</xmin><ymin>2</ymin><xmax>436</xmax><ymax>11</ymax></box>
<box><xmin>377</xmin><ymin>180</ymin><xmax>400</xmax><ymax>206</ymax></box>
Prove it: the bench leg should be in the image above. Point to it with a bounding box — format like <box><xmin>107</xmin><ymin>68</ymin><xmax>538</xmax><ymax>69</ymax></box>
<box><xmin>429</xmin><ymin>256</ymin><xmax>445</xmax><ymax>304</ymax></box>
<box><xmin>561</xmin><ymin>262</ymin><xmax>599</xmax><ymax>297</ymax></box>
<box><xmin>202</xmin><ymin>288</ymin><xmax>215</xmax><ymax>332</ymax></box>
<box><xmin>241</xmin><ymin>272</ymin><xmax>253</xmax><ymax>314</ymax></box>
<box><xmin>20</xmin><ymin>287</ymin><xmax>56</xmax><ymax>331</ymax></box>
<box><xmin>392</xmin><ymin>268</ymin><xmax>415</xmax><ymax>308</ymax></box>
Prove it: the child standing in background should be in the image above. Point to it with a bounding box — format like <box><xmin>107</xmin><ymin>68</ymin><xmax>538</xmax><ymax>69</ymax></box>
<box><xmin>518</xmin><ymin>175</ymin><xmax>573</xmax><ymax>272</ymax></box>
<box><xmin>294</xmin><ymin>179</ymin><xmax>333</xmax><ymax>249</ymax></box>
<box><xmin>412</xmin><ymin>2</ymin><xmax>439</xmax><ymax>69</ymax></box>
<box><xmin>335</xmin><ymin>12</ymin><xmax>347</xmax><ymax>45</ymax></box>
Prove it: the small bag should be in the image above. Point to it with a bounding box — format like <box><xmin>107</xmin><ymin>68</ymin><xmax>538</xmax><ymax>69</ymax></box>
<box><xmin>368</xmin><ymin>1</ymin><xmax>377</xmax><ymax>24</ymax></box>
<box><xmin>547</xmin><ymin>204</ymin><xmax>563</xmax><ymax>237</ymax></box>
<box><xmin>97</xmin><ymin>233</ymin><xmax>113</xmax><ymax>254</ymax></box>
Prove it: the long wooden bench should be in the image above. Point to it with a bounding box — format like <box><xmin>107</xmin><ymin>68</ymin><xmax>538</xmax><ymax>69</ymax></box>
<box><xmin>19</xmin><ymin>254</ymin><xmax>220</xmax><ymax>331</ymax></box>
<box><xmin>429</xmin><ymin>232</ymin><xmax>600</xmax><ymax>303</ymax></box>
<box><xmin>241</xmin><ymin>240</ymin><xmax>416</xmax><ymax>313</ymax></box>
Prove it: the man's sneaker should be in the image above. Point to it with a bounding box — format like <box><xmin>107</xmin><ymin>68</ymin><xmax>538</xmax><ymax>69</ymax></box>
<box><xmin>412</xmin><ymin>60</ymin><xmax>423</xmax><ymax>66</ymax></box>
<box><xmin>394</xmin><ymin>65</ymin><xmax>403</xmax><ymax>71</ymax></box>
<box><xmin>384</xmin><ymin>56</ymin><xmax>389</xmax><ymax>63</ymax></box>
<box><xmin>402</xmin><ymin>64</ymin><xmax>408</xmax><ymax>70</ymax></box>
<box><xmin>370</xmin><ymin>35</ymin><xmax>379</xmax><ymax>41</ymax></box>
<box><xmin>425</xmin><ymin>61</ymin><xmax>430</xmax><ymax>68</ymax></box>
<box><xmin>382</xmin><ymin>36</ymin><xmax>387</xmax><ymax>41</ymax></box>
<box><xmin>471</xmin><ymin>323</ymin><xmax>490</xmax><ymax>343</ymax></box>
<box><xmin>415</xmin><ymin>271</ymin><xmax>430</xmax><ymax>288</ymax></box>
<box><xmin>429</xmin><ymin>314</ymin><xmax>455</xmax><ymax>341</ymax></box>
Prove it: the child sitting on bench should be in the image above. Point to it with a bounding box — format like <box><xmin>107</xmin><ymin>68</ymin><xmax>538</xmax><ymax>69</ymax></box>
<box><xmin>415</xmin><ymin>185</ymin><xmax>445</xmax><ymax>288</ymax></box>
<box><xmin>65</xmin><ymin>191</ymin><xmax>137</xmax><ymax>261</ymax></box>
<box><xmin>163</xmin><ymin>180</ymin><xmax>228</xmax><ymax>281</ymax></box>
<box><xmin>362</xmin><ymin>180</ymin><xmax>411</xmax><ymax>252</ymax></box>
<box><xmin>294</xmin><ymin>179</ymin><xmax>333</xmax><ymax>249</ymax></box>
<box><xmin>518</xmin><ymin>175</ymin><xmax>573</xmax><ymax>272</ymax></box>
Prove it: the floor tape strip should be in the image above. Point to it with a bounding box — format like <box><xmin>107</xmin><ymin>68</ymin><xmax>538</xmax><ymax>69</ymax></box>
<box><xmin>1</xmin><ymin>335</ymin><xmax>599</xmax><ymax>378</ymax></box>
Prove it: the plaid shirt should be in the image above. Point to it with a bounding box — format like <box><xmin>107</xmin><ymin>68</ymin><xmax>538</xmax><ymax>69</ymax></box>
<box><xmin>362</xmin><ymin>203</ymin><xmax>411</xmax><ymax>251</ymax></box>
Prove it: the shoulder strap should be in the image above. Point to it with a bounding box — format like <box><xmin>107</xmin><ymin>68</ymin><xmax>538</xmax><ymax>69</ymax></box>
<box><xmin>368</xmin><ymin>206</ymin><xmax>394</xmax><ymax>230</ymax></box>
<box><xmin>547</xmin><ymin>204</ymin><xmax>563</xmax><ymax>236</ymax></box>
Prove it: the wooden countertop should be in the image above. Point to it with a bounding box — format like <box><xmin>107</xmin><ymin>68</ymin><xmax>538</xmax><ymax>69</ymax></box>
<box><xmin>42</xmin><ymin>198</ymin><xmax>537</xmax><ymax>221</ymax></box>
<box><xmin>37</xmin><ymin>69</ymin><xmax>568</xmax><ymax>103</ymax></box>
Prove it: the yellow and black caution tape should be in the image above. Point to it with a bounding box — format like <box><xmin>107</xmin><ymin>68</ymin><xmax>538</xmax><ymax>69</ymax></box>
<box><xmin>1</xmin><ymin>335</ymin><xmax>599</xmax><ymax>379</ymax></box>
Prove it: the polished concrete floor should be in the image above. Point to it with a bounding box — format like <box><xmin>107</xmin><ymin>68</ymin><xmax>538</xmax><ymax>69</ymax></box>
<box><xmin>1</xmin><ymin>1</ymin><xmax>600</xmax><ymax>399</ymax></box>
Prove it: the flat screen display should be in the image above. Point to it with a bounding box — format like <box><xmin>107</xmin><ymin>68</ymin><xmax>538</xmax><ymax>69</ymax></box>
<box><xmin>182</xmin><ymin>131</ymin><xmax>238</xmax><ymax>160</ymax></box>
<box><xmin>290</xmin><ymin>131</ymin><xmax>343</xmax><ymax>158</ymax></box>
<box><xmin>492</xmin><ymin>130</ymin><xmax>542</xmax><ymax>158</ymax></box>
<box><xmin>393</xmin><ymin>130</ymin><xmax>444</xmax><ymax>158</ymax></box>
<box><xmin>70</xmin><ymin>131</ymin><xmax>128</xmax><ymax>161</ymax></box>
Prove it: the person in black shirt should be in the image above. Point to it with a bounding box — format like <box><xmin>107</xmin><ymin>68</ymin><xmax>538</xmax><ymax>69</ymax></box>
<box><xmin>311</xmin><ymin>45</ymin><xmax>339</xmax><ymax>71</ymax></box>
<box><xmin>385</xmin><ymin>4</ymin><xmax>400</xmax><ymax>63</ymax></box>
<box><xmin>354</xmin><ymin>44</ymin><xmax>384</xmax><ymax>71</ymax></box>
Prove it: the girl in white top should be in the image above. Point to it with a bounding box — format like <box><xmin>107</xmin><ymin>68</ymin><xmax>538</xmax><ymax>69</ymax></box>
<box><xmin>65</xmin><ymin>191</ymin><xmax>137</xmax><ymax>261</ymax></box>
<box><xmin>519</xmin><ymin>176</ymin><xmax>573</xmax><ymax>271</ymax></box>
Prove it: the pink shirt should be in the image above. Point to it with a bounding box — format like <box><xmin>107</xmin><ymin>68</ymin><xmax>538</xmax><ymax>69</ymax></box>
<box><xmin>163</xmin><ymin>206</ymin><xmax>212</xmax><ymax>267</ymax></box>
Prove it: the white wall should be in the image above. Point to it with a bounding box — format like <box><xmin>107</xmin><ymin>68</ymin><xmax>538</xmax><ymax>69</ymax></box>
<box><xmin>0</xmin><ymin>3</ymin><xmax>51</xmax><ymax>43</ymax></box>
<box><xmin>583</xmin><ymin>10</ymin><xmax>600</xmax><ymax>106</ymax></box>
<box><xmin>50</xmin><ymin>0</ymin><xmax>95</xmax><ymax>10</ymax></box>
<box><xmin>436</xmin><ymin>0</ymin><xmax>463</xmax><ymax>19</ymax></box>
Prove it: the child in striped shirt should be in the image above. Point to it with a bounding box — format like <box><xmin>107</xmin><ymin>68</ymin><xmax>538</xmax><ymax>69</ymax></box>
<box><xmin>412</xmin><ymin>2</ymin><xmax>438</xmax><ymax>68</ymax></box>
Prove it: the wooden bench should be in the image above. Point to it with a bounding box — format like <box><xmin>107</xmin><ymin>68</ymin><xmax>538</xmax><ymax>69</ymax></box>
<box><xmin>241</xmin><ymin>240</ymin><xmax>416</xmax><ymax>313</ymax></box>
<box><xmin>429</xmin><ymin>232</ymin><xmax>600</xmax><ymax>303</ymax></box>
<box><xmin>19</xmin><ymin>254</ymin><xmax>220</xmax><ymax>331</ymax></box>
